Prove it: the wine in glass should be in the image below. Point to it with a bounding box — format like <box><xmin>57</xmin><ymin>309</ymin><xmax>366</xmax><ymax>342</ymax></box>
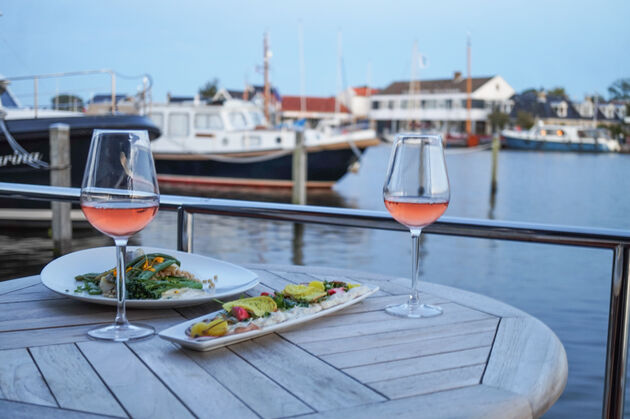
<box><xmin>80</xmin><ymin>129</ymin><xmax>159</xmax><ymax>341</ymax></box>
<box><xmin>383</xmin><ymin>133</ymin><xmax>450</xmax><ymax>318</ymax></box>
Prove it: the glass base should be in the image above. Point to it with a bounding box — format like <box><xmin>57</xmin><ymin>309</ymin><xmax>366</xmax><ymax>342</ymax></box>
<box><xmin>385</xmin><ymin>303</ymin><xmax>443</xmax><ymax>318</ymax></box>
<box><xmin>88</xmin><ymin>322</ymin><xmax>155</xmax><ymax>342</ymax></box>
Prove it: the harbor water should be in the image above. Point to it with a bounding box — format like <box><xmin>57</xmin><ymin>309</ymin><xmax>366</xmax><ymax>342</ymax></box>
<box><xmin>2</xmin><ymin>145</ymin><xmax>630</xmax><ymax>418</ymax></box>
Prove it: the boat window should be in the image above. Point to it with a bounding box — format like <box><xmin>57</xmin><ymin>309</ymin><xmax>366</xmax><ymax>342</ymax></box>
<box><xmin>555</xmin><ymin>129</ymin><xmax>565</xmax><ymax>136</ymax></box>
<box><xmin>208</xmin><ymin>114</ymin><xmax>223</xmax><ymax>129</ymax></box>
<box><xmin>168</xmin><ymin>113</ymin><xmax>189</xmax><ymax>137</ymax></box>
<box><xmin>194</xmin><ymin>114</ymin><xmax>207</xmax><ymax>129</ymax></box>
<box><xmin>149</xmin><ymin>112</ymin><xmax>164</xmax><ymax>130</ymax></box>
<box><xmin>249</xmin><ymin>111</ymin><xmax>264</xmax><ymax>127</ymax></box>
<box><xmin>229</xmin><ymin>112</ymin><xmax>247</xmax><ymax>129</ymax></box>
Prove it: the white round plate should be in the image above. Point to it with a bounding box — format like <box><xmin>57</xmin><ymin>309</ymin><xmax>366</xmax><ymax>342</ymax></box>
<box><xmin>41</xmin><ymin>246</ymin><xmax>259</xmax><ymax>308</ymax></box>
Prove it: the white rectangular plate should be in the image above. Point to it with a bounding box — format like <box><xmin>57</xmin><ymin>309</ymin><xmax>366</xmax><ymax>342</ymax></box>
<box><xmin>41</xmin><ymin>246</ymin><xmax>259</xmax><ymax>308</ymax></box>
<box><xmin>159</xmin><ymin>285</ymin><xmax>379</xmax><ymax>351</ymax></box>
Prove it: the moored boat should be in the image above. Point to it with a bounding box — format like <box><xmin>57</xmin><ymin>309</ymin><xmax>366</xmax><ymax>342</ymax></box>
<box><xmin>148</xmin><ymin>98</ymin><xmax>380</xmax><ymax>188</ymax></box>
<box><xmin>501</xmin><ymin>124</ymin><xmax>620</xmax><ymax>152</ymax></box>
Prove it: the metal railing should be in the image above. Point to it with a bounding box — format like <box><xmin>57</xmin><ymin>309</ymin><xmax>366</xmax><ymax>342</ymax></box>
<box><xmin>1</xmin><ymin>181</ymin><xmax>629</xmax><ymax>419</ymax></box>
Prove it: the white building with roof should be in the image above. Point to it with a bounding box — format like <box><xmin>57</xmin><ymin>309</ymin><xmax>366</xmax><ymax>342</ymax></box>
<box><xmin>369</xmin><ymin>73</ymin><xmax>515</xmax><ymax>136</ymax></box>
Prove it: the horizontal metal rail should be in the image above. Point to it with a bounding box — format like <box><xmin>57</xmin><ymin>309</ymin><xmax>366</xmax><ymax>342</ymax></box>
<box><xmin>0</xmin><ymin>181</ymin><xmax>628</xmax><ymax>419</ymax></box>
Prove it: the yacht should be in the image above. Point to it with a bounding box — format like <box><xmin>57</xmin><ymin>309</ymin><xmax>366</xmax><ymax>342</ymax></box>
<box><xmin>148</xmin><ymin>98</ymin><xmax>379</xmax><ymax>188</ymax></box>
<box><xmin>501</xmin><ymin>124</ymin><xmax>620</xmax><ymax>152</ymax></box>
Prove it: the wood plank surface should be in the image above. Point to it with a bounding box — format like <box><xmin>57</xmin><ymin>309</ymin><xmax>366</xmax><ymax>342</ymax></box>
<box><xmin>0</xmin><ymin>283</ymin><xmax>65</xmax><ymax>304</ymax></box>
<box><xmin>184</xmin><ymin>346</ymin><xmax>313</xmax><ymax>418</ymax></box>
<box><xmin>0</xmin><ymin>276</ymin><xmax>41</xmax><ymax>295</ymax></box>
<box><xmin>230</xmin><ymin>333</ymin><xmax>385</xmax><ymax>412</ymax></box>
<box><xmin>0</xmin><ymin>348</ymin><xmax>56</xmax><ymax>407</ymax></box>
<box><xmin>78</xmin><ymin>341</ymin><xmax>194</xmax><ymax>419</ymax></box>
<box><xmin>0</xmin><ymin>399</ymin><xmax>117</xmax><ymax>419</ymax></box>
<box><xmin>29</xmin><ymin>344</ymin><xmax>126</xmax><ymax>417</ymax></box>
<box><xmin>483</xmin><ymin>317</ymin><xmax>568</xmax><ymax>417</ymax></box>
<box><xmin>0</xmin><ymin>315</ymin><xmax>184</xmax><ymax>351</ymax></box>
<box><xmin>299</xmin><ymin>384</ymin><xmax>533</xmax><ymax>419</ymax></box>
<box><xmin>370</xmin><ymin>364</ymin><xmax>486</xmax><ymax>399</ymax></box>
<box><xmin>127</xmin><ymin>338</ymin><xmax>259</xmax><ymax>419</ymax></box>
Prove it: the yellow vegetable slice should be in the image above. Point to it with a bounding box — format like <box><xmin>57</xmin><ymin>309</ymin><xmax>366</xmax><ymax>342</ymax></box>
<box><xmin>283</xmin><ymin>284</ymin><xmax>327</xmax><ymax>302</ymax></box>
<box><xmin>190</xmin><ymin>317</ymin><xmax>228</xmax><ymax>338</ymax></box>
<box><xmin>222</xmin><ymin>296</ymin><xmax>277</xmax><ymax>317</ymax></box>
<box><xmin>308</xmin><ymin>281</ymin><xmax>325</xmax><ymax>291</ymax></box>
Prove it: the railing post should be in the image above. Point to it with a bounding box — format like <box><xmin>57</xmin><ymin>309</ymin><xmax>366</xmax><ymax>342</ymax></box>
<box><xmin>177</xmin><ymin>206</ymin><xmax>193</xmax><ymax>253</ymax></box>
<box><xmin>49</xmin><ymin>123</ymin><xmax>72</xmax><ymax>256</ymax></box>
<box><xmin>603</xmin><ymin>245</ymin><xmax>630</xmax><ymax>419</ymax></box>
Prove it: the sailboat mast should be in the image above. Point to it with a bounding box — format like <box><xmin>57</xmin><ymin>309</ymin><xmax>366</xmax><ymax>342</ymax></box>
<box><xmin>299</xmin><ymin>22</ymin><xmax>306</xmax><ymax>114</ymax></box>
<box><xmin>264</xmin><ymin>32</ymin><xmax>270</xmax><ymax>122</ymax></box>
<box><xmin>466</xmin><ymin>33</ymin><xmax>472</xmax><ymax>135</ymax></box>
<box><xmin>335</xmin><ymin>30</ymin><xmax>342</xmax><ymax>116</ymax></box>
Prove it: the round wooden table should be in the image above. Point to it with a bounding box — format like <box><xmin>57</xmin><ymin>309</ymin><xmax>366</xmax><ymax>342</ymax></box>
<box><xmin>0</xmin><ymin>264</ymin><xmax>567</xmax><ymax>418</ymax></box>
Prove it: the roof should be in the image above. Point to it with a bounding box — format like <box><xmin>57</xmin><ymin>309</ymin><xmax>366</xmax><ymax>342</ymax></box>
<box><xmin>281</xmin><ymin>96</ymin><xmax>350</xmax><ymax>113</ymax></box>
<box><xmin>509</xmin><ymin>92</ymin><xmax>582</xmax><ymax>120</ymax></box>
<box><xmin>377</xmin><ymin>76</ymin><xmax>494</xmax><ymax>95</ymax></box>
<box><xmin>353</xmin><ymin>86</ymin><xmax>379</xmax><ymax>96</ymax></box>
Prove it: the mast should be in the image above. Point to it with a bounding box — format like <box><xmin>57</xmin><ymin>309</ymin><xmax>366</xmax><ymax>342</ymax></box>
<box><xmin>299</xmin><ymin>21</ymin><xmax>306</xmax><ymax>114</ymax></box>
<box><xmin>408</xmin><ymin>41</ymin><xmax>419</xmax><ymax>130</ymax></box>
<box><xmin>263</xmin><ymin>32</ymin><xmax>270</xmax><ymax>122</ymax></box>
<box><xmin>466</xmin><ymin>33</ymin><xmax>472</xmax><ymax>135</ymax></box>
<box><xmin>335</xmin><ymin>30</ymin><xmax>342</xmax><ymax>116</ymax></box>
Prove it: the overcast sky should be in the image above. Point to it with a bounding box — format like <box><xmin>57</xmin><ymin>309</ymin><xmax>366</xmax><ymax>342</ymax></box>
<box><xmin>1</xmin><ymin>0</ymin><xmax>628</xmax><ymax>104</ymax></box>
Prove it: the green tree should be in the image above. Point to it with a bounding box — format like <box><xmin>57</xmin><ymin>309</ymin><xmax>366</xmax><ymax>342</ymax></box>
<box><xmin>487</xmin><ymin>108</ymin><xmax>510</xmax><ymax>132</ymax></box>
<box><xmin>608</xmin><ymin>78</ymin><xmax>630</xmax><ymax>100</ymax></box>
<box><xmin>51</xmin><ymin>94</ymin><xmax>84</xmax><ymax>111</ymax></box>
<box><xmin>198</xmin><ymin>79</ymin><xmax>219</xmax><ymax>100</ymax></box>
<box><xmin>516</xmin><ymin>111</ymin><xmax>535</xmax><ymax>129</ymax></box>
<box><xmin>547</xmin><ymin>87</ymin><xmax>568</xmax><ymax>98</ymax></box>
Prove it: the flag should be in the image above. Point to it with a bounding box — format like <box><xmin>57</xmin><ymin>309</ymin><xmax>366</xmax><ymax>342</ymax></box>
<box><xmin>418</xmin><ymin>54</ymin><xmax>428</xmax><ymax>69</ymax></box>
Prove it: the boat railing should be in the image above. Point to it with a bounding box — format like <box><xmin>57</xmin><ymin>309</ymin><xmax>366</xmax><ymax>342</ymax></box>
<box><xmin>1</xmin><ymin>69</ymin><xmax>152</xmax><ymax>117</ymax></box>
<box><xmin>0</xmin><ymin>180</ymin><xmax>628</xmax><ymax>419</ymax></box>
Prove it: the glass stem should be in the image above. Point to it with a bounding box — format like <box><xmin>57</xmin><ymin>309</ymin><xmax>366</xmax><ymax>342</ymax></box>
<box><xmin>114</xmin><ymin>239</ymin><xmax>129</xmax><ymax>326</ymax></box>
<box><xmin>409</xmin><ymin>228</ymin><xmax>422</xmax><ymax>307</ymax></box>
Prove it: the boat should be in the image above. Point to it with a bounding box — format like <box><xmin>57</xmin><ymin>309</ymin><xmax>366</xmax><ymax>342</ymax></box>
<box><xmin>0</xmin><ymin>73</ymin><xmax>160</xmax><ymax>216</ymax></box>
<box><xmin>148</xmin><ymin>98</ymin><xmax>380</xmax><ymax>188</ymax></box>
<box><xmin>501</xmin><ymin>124</ymin><xmax>620</xmax><ymax>152</ymax></box>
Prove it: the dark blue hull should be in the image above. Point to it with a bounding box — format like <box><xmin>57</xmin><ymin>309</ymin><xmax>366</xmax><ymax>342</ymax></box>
<box><xmin>155</xmin><ymin>147</ymin><xmax>361</xmax><ymax>183</ymax></box>
<box><xmin>503</xmin><ymin>135</ymin><xmax>613</xmax><ymax>152</ymax></box>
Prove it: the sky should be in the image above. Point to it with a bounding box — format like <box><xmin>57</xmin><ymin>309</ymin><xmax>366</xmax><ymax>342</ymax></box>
<box><xmin>1</xmin><ymin>0</ymin><xmax>629</xmax><ymax>105</ymax></box>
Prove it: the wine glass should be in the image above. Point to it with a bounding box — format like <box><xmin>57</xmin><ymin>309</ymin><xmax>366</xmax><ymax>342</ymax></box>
<box><xmin>383</xmin><ymin>133</ymin><xmax>450</xmax><ymax>318</ymax></box>
<box><xmin>80</xmin><ymin>129</ymin><xmax>159</xmax><ymax>341</ymax></box>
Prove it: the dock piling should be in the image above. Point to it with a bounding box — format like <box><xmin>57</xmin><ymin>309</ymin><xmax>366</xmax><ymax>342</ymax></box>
<box><xmin>490</xmin><ymin>132</ymin><xmax>500</xmax><ymax>197</ymax></box>
<box><xmin>49</xmin><ymin>123</ymin><xmax>72</xmax><ymax>256</ymax></box>
<box><xmin>292</xmin><ymin>130</ymin><xmax>307</xmax><ymax>205</ymax></box>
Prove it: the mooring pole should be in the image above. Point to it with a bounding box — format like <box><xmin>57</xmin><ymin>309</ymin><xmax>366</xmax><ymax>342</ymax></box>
<box><xmin>49</xmin><ymin>123</ymin><xmax>72</xmax><ymax>256</ymax></box>
<box><xmin>490</xmin><ymin>132</ymin><xmax>500</xmax><ymax>197</ymax></box>
<box><xmin>292</xmin><ymin>130</ymin><xmax>307</xmax><ymax>205</ymax></box>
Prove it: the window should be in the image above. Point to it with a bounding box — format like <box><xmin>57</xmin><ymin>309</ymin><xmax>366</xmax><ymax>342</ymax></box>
<box><xmin>249</xmin><ymin>111</ymin><xmax>265</xmax><ymax>127</ymax></box>
<box><xmin>194</xmin><ymin>113</ymin><xmax>223</xmax><ymax>130</ymax></box>
<box><xmin>400</xmin><ymin>100</ymin><xmax>408</xmax><ymax>109</ymax></box>
<box><xmin>168</xmin><ymin>113</ymin><xmax>189</xmax><ymax>137</ymax></box>
<box><xmin>388</xmin><ymin>101</ymin><xmax>395</xmax><ymax>110</ymax></box>
<box><xmin>445</xmin><ymin>99</ymin><xmax>452</xmax><ymax>109</ymax></box>
<box><xmin>372</xmin><ymin>101</ymin><xmax>380</xmax><ymax>110</ymax></box>
<box><xmin>149</xmin><ymin>112</ymin><xmax>164</xmax><ymax>130</ymax></box>
<box><xmin>229</xmin><ymin>112</ymin><xmax>247</xmax><ymax>129</ymax></box>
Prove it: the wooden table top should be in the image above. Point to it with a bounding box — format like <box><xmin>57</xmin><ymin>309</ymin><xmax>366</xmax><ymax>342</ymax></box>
<box><xmin>0</xmin><ymin>264</ymin><xmax>567</xmax><ymax>419</ymax></box>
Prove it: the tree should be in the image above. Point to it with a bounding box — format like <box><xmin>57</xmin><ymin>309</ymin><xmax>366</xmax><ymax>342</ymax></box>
<box><xmin>51</xmin><ymin>94</ymin><xmax>84</xmax><ymax>111</ymax></box>
<box><xmin>521</xmin><ymin>88</ymin><xmax>539</xmax><ymax>96</ymax></box>
<box><xmin>547</xmin><ymin>87</ymin><xmax>568</xmax><ymax>98</ymax></box>
<box><xmin>516</xmin><ymin>111</ymin><xmax>535</xmax><ymax>129</ymax></box>
<box><xmin>487</xmin><ymin>108</ymin><xmax>510</xmax><ymax>132</ymax></box>
<box><xmin>198</xmin><ymin>79</ymin><xmax>219</xmax><ymax>100</ymax></box>
<box><xmin>608</xmin><ymin>78</ymin><xmax>630</xmax><ymax>101</ymax></box>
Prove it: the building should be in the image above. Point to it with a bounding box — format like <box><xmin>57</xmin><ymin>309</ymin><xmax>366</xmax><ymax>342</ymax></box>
<box><xmin>509</xmin><ymin>91</ymin><xmax>628</xmax><ymax>127</ymax></box>
<box><xmin>369</xmin><ymin>73</ymin><xmax>515</xmax><ymax>136</ymax></box>
<box><xmin>280</xmin><ymin>96</ymin><xmax>351</xmax><ymax>128</ymax></box>
<box><xmin>337</xmin><ymin>86</ymin><xmax>380</xmax><ymax>118</ymax></box>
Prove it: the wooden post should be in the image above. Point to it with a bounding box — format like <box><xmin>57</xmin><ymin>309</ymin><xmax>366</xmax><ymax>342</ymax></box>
<box><xmin>490</xmin><ymin>132</ymin><xmax>500</xmax><ymax>197</ymax></box>
<box><xmin>49</xmin><ymin>123</ymin><xmax>72</xmax><ymax>256</ymax></box>
<box><xmin>292</xmin><ymin>130</ymin><xmax>307</xmax><ymax>205</ymax></box>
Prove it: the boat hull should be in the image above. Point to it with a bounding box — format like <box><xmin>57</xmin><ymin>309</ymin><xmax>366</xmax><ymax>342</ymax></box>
<box><xmin>0</xmin><ymin>115</ymin><xmax>160</xmax><ymax>209</ymax></box>
<box><xmin>503</xmin><ymin>135</ymin><xmax>616</xmax><ymax>152</ymax></box>
<box><xmin>154</xmin><ymin>146</ymin><xmax>362</xmax><ymax>187</ymax></box>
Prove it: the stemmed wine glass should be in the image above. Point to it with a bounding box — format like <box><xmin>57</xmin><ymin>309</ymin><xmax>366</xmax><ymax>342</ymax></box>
<box><xmin>383</xmin><ymin>133</ymin><xmax>450</xmax><ymax>318</ymax></box>
<box><xmin>80</xmin><ymin>129</ymin><xmax>159</xmax><ymax>341</ymax></box>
